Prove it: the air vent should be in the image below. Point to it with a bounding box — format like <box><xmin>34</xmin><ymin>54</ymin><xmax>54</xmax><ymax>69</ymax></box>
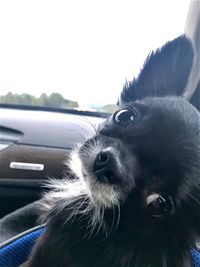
<box><xmin>0</xmin><ymin>126</ymin><xmax>23</xmax><ymax>142</ymax></box>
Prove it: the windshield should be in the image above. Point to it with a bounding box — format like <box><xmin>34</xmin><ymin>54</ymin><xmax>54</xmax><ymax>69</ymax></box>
<box><xmin>0</xmin><ymin>0</ymin><xmax>190</xmax><ymax>112</ymax></box>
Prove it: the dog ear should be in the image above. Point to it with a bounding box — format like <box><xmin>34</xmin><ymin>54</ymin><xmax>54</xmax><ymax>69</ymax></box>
<box><xmin>119</xmin><ymin>35</ymin><xmax>194</xmax><ymax>105</ymax></box>
<box><xmin>119</xmin><ymin>1</ymin><xmax>200</xmax><ymax>111</ymax></box>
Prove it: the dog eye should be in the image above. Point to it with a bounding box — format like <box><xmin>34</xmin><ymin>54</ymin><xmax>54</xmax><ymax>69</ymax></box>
<box><xmin>113</xmin><ymin>108</ymin><xmax>140</xmax><ymax>127</ymax></box>
<box><xmin>146</xmin><ymin>193</ymin><xmax>174</xmax><ymax>218</ymax></box>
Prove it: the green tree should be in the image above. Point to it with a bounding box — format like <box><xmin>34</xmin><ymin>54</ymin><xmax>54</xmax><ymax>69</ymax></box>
<box><xmin>0</xmin><ymin>92</ymin><xmax>79</xmax><ymax>109</ymax></box>
<box><xmin>35</xmin><ymin>93</ymin><xmax>49</xmax><ymax>106</ymax></box>
<box><xmin>48</xmin><ymin>93</ymin><xmax>68</xmax><ymax>108</ymax></box>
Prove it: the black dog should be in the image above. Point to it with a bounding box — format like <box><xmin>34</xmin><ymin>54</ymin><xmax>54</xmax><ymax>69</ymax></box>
<box><xmin>23</xmin><ymin>11</ymin><xmax>200</xmax><ymax>267</ymax></box>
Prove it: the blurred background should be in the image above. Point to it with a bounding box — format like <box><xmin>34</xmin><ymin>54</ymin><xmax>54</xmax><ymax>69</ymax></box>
<box><xmin>0</xmin><ymin>0</ymin><xmax>190</xmax><ymax>112</ymax></box>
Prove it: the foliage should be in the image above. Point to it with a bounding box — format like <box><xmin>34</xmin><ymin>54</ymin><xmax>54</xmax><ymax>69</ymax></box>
<box><xmin>0</xmin><ymin>92</ymin><xmax>79</xmax><ymax>109</ymax></box>
<box><xmin>0</xmin><ymin>92</ymin><xmax>117</xmax><ymax>112</ymax></box>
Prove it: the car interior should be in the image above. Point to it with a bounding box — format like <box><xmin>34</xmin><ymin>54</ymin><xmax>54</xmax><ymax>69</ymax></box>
<box><xmin>0</xmin><ymin>1</ymin><xmax>200</xmax><ymax>266</ymax></box>
<box><xmin>0</xmin><ymin>104</ymin><xmax>105</xmax><ymax>218</ymax></box>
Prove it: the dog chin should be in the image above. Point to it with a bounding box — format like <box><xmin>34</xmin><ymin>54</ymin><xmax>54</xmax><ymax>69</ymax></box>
<box><xmin>68</xmin><ymin>146</ymin><xmax>121</xmax><ymax>208</ymax></box>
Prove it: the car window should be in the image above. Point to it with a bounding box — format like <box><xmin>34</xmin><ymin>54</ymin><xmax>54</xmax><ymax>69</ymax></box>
<box><xmin>0</xmin><ymin>0</ymin><xmax>190</xmax><ymax>112</ymax></box>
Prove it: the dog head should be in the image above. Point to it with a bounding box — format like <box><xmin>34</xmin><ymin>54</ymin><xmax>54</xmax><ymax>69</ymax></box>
<box><xmin>75</xmin><ymin>95</ymin><xmax>200</xmax><ymax>235</ymax></box>
<box><xmin>35</xmin><ymin>5</ymin><xmax>200</xmax><ymax>267</ymax></box>
<box><xmin>69</xmin><ymin>20</ymin><xmax>200</xmax><ymax>249</ymax></box>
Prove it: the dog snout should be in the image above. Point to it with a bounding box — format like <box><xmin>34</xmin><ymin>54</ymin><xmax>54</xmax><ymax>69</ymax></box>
<box><xmin>93</xmin><ymin>149</ymin><xmax>118</xmax><ymax>184</ymax></box>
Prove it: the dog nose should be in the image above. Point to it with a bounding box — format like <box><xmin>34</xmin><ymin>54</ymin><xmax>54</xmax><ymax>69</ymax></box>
<box><xmin>93</xmin><ymin>150</ymin><xmax>110</xmax><ymax>169</ymax></box>
<box><xmin>93</xmin><ymin>150</ymin><xmax>117</xmax><ymax>184</ymax></box>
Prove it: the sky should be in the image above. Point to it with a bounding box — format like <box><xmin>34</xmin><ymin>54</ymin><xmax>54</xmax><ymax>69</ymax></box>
<box><xmin>0</xmin><ymin>0</ymin><xmax>191</xmax><ymax>108</ymax></box>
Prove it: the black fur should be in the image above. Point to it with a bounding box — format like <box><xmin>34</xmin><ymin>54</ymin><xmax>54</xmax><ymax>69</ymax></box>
<box><xmin>23</xmin><ymin>34</ymin><xmax>200</xmax><ymax>267</ymax></box>
<box><xmin>119</xmin><ymin>36</ymin><xmax>194</xmax><ymax>105</ymax></box>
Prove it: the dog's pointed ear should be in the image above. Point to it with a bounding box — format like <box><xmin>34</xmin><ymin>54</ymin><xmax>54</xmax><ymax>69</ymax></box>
<box><xmin>119</xmin><ymin>1</ymin><xmax>200</xmax><ymax>111</ymax></box>
<box><xmin>118</xmin><ymin>35</ymin><xmax>194</xmax><ymax>105</ymax></box>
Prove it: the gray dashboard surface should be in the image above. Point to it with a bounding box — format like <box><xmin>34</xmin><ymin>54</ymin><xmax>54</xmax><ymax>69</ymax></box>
<box><xmin>0</xmin><ymin>107</ymin><xmax>105</xmax><ymax>149</ymax></box>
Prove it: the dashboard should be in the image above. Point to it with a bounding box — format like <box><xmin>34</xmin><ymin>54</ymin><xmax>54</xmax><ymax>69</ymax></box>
<box><xmin>0</xmin><ymin>104</ymin><xmax>105</xmax><ymax>217</ymax></box>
